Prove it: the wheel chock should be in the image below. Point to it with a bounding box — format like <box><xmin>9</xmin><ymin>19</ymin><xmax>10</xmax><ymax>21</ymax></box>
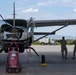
<box><xmin>40</xmin><ymin>55</ymin><xmax>47</xmax><ymax>66</ymax></box>
<box><xmin>40</xmin><ymin>63</ymin><xmax>47</xmax><ymax>66</ymax></box>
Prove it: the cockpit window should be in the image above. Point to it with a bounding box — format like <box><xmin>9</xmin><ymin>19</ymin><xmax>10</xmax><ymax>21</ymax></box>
<box><xmin>4</xmin><ymin>19</ymin><xmax>28</xmax><ymax>28</ymax></box>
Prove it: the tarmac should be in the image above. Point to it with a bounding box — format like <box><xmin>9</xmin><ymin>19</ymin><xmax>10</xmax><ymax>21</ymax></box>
<box><xmin>0</xmin><ymin>45</ymin><xmax>76</xmax><ymax>75</ymax></box>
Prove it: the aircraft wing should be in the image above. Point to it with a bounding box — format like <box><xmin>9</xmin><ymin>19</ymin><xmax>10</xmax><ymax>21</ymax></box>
<box><xmin>34</xmin><ymin>19</ymin><xmax>76</xmax><ymax>27</ymax></box>
<box><xmin>4</xmin><ymin>19</ymin><xmax>76</xmax><ymax>27</ymax></box>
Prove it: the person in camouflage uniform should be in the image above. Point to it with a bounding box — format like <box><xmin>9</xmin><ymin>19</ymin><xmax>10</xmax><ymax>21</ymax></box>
<box><xmin>57</xmin><ymin>36</ymin><xmax>68</xmax><ymax>59</ymax></box>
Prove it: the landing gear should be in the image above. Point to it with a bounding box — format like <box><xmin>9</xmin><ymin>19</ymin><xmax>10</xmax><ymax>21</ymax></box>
<box><xmin>27</xmin><ymin>47</ymin><xmax>46</xmax><ymax>66</ymax></box>
<box><xmin>41</xmin><ymin>55</ymin><xmax>46</xmax><ymax>66</ymax></box>
<box><xmin>28</xmin><ymin>47</ymin><xmax>39</xmax><ymax>58</ymax></box>
<box><xmin>41</xmin><ymin>55</ymin><xmax>45</xmax><ymax>63</ymax></box>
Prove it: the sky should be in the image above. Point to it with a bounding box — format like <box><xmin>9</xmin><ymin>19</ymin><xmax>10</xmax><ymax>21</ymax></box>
<box><xmin>0</xmin><ymin>0</ymin><xmax>76</xmax><ymax>37</ymax></box>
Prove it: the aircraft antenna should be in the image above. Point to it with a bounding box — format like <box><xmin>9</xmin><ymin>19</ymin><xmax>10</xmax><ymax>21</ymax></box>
<box><xmin>13</xmin><ymin>2</ymin><xmax>16</xmax><ymax>27</ymax></box>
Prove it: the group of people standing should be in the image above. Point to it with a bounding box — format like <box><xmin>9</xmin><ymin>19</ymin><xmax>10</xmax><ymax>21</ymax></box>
<box><xmin>58</xmin><ymin>36</ymin><xmax>76</xmax><ymax>59</ymax></box>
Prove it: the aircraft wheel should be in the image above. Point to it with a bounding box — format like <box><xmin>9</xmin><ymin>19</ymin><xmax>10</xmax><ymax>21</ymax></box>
<box><xmin>6</xmin><ymin>64</ymin><xmax>9</xmax><ymax>72</ymax></box>
<box><xmin>6</xmin><ymin>56</ymin><xmax>9</xmax><ymax>72</ymax></box>
<box><xmin>41</xmin><ymin>55</ymin><xmax>45</xmax><ymax>63</ymax></box>
<box><xmin>18</xmin><ymin>63</ymin><xmax>22</xmax><ymax>72</ymax></box>
<box><xmin>18</xmin><ymin>68</ymin><xmax>21</xmax><ymax>72</ymax></box>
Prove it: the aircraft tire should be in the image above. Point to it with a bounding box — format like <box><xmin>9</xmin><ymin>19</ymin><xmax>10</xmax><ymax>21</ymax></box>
<box><xmin>6</xmin><ymin>64</ymin><xmax>9</xmax><ymax>72</ymax></box>
<box><xmin>0</xmin><ymin>49</ymin><xmax>3</xmax><ymax>53</ymax></box>
<box><xmin>41</xmin><ymin>55</ymin><xmax>45</xmax><ymax>63</ymax></box>
<box><xmin>18</xmin><ymin>63</ymin><xmax>22</xmax><ymax>72</ymax></box>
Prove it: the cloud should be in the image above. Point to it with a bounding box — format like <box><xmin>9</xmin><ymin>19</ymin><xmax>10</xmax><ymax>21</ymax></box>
<box><xmin>37</xmin><ymin>2</ymin><xmax>45</xmax><ymax>6</ymax></box>
<box><xmin>63</xmin><ymin>0</ymin><xmax>70</xmax><ymax>2</ymax></box>
<box><xmin>63</xmin><ymin>0</ymin><xmax>73</xmax><ymax>2</ymax></box>
<box><xmin>22</xmin><ymin>8</ymin><xmax>39</xmax><ymax>13</ymax></box>
<box><xmin>73</xmin><ymin>9</ymin><xmax>76</xmax><ymax>12</ymax></box>
<box><xmin>37</xmin><ymin>0</ymin><xmax>76</xmax><ymax>7</ymax></box>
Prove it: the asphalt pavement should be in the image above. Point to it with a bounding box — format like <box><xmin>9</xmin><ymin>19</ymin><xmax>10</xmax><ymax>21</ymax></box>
<box><xmin>0</xmin><ymin>45</ymin><xmax>76</xmax><ymax>75</ymax></box>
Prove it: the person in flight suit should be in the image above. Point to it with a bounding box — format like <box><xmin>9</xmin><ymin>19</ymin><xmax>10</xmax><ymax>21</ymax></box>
<box><xmin>71</xmin><ymin>40</ymin><xmax>76</xmax><ymax>59</ymax></box>
<box><xmin>57</xmin><ymin>36</ymin><xmax>68</xmax><ymax>59</ymax></box>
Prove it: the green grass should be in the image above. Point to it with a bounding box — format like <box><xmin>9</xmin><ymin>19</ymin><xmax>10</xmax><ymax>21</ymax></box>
<box><xmin>32</xmin><ymin>41</ymin><xmax>40</xmax><ymax>45</ymax></box>
<box><xmin>67</xmin><ymin>40</ymin><xmax>74</xmax><ymax>45</ymax></box>
<box><xmin>32</xmin><ymin>40</ymin><xmax>74</xmax><ymax>45</ymax></box>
